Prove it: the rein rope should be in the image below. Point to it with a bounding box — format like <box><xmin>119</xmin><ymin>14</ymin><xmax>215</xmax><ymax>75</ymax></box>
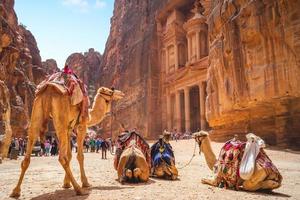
<box><xmin>177</xmin><ymin>140</ymin><xmax>197</xmax><ymax>169</ymax></box>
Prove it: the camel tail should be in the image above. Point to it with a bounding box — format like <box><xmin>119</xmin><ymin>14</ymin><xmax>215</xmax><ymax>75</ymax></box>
<box><xmin>124</xmin><ymin>150</ymin><xmax>137</xmax><ymax>171</ymax></box>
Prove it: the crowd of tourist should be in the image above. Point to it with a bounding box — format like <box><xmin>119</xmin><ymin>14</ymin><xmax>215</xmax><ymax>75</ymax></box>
<box><xmin>7</xmin><ymin>136</ymin><xmax>114</xmax><ymax>160</ymax></box>
<box><xmin>169</xmin><ymin>129</ymin><xmax>193</xmax><ymax>141</ymax></box>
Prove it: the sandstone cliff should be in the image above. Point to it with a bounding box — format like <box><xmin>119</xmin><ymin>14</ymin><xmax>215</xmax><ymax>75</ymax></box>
<box><xmin>98</xmin><ymin>0</ymin><xmax>167</xmax><ymax>138</ymax></box>
<box><xmin>206</xmin><ymin>0</ymin><xmax>300</xmax><ymax>148</ymax></box>
<box><xmin>66</xmin><ymin>48</ymin><xmax>102</xmax><ymax>100</ymax></box>
<box><xmin>0</xmin><ymin>0</ymin><xmax>57</xmax><ymax>155</ymax></box>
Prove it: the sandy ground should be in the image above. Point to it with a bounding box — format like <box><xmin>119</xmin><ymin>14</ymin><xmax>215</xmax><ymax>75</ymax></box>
<box><xmin>0</xmin><ymin>139</ymin><xmax>300</xmax><ymax>200</ymax></box>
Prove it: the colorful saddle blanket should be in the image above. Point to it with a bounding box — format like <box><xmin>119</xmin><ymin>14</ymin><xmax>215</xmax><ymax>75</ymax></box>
<box><xmin>214</xmin><ymin>140</ymin><xmax>282</xmax><ymax>189</ymax></box>
<box><xmin>150</xmin><ymin>139</ymin><xmax>175</xmax><ymax>167</ymax></box>
<box><xmin>114</xmin><ymin>131</ymin><xmax>150</xmax><ymax>170</ymax></box>
<box><xmin>35</xmin><ymin>71</ymin><xmax>89</xmax><ymax>120</ymax></box>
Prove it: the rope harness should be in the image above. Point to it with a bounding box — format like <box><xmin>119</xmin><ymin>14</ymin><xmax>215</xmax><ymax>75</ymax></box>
<box><xmin>177</xmin><ymin>139</ymin><xmax>197</xmax><ymax>169</ymax></box>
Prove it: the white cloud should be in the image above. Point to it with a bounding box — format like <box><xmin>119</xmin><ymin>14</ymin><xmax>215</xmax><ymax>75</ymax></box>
<box><xmin>95</xmin><ymin>0</ymin><xmax>107</xmax><ymax>9</ymax></box>
<box><xmin>62</xmin><ymin>0</ymin><xmax>89</xmax><ymax>12</ymax></box>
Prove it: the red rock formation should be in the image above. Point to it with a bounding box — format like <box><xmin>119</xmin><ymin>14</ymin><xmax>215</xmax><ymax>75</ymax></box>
<box><xmin>66</xmin><ymin>48</ymin><xmax>102</xmax><ymax>99</ymax></box>
<box><xmin>206</xmin><ymin>0</ymin><xmax>300</xmax><ymax>148</ymax></box>
<box><xmin>98</xmin><ymin>0</ymin><xmax>167</xmax><ymax>139</ymax></box>
<box><xmin>42</xmin><ymin>59</ymin><xmax>59</xmax><ymax>75</ymax></box>
<box><xmin>0</xmin><ymin>0</ymin><xmax>57</xmax><ymax>142</ymax></box>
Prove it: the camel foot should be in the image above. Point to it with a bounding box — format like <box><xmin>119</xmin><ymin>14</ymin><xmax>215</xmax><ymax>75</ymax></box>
<box><xmin>82</xmin><ymin>182</ymin><xmax>92</xmax><ymax>188</ymax></box>
<box><xmin>10</xmin><ymin>187</ymin><xmax>21</xmax><ymax>198</ymax></box>
<box><xmin>125</xmin><ymin>169</ymin><xmax>133</xmax><ymax>179</ymax></box>
<box><xmin>171</xmin><ymin>174</ymin><xmax>178</xmax><ymax>180</ymax></box>
<box><xmin>75</xmin><ymin>187</ymin><xmax>89</xmax><ymax>196</ymax></box>
<box><xmin>133</xmin><ymin>168</ymin><xmax>142</xmax><ymax>178</ymax></box>
<box><xmin>201</xmin><ymin>178</ymin><xmax>217</xmax><ymax>186</ymax></box>
<box><xmin>62</xmin><ymin>183</ymin><xmax>72</xmax><ymax>189</ymax></box>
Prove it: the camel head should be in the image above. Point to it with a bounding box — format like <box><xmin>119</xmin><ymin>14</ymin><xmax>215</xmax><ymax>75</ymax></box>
<box><xmin>97</xmin><ymin>87</ymin><xmax>125</xmax><ymax>101</ymax></box>
<box><xmin>193</xmin><ymin>130</ymin><xmax>209</xmax><ymax>154</ymax></box>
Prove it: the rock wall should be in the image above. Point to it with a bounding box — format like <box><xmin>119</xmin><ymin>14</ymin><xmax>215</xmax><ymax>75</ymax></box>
<box><xmin>206</xmin><ymin>0</ymin><xmax>300</xmax><ymax>148</ymax></box>
<box><xmin>98</xmin><ymin>0</ymin><xmax>167</xmax><ymax>138</ymax></box>
<box><xmin>0</xmin><ymin>0</ymin><xmax>56</xmax><ymax>146</ymax></box>
<box><xmin>66</xmin><ymin>48</ymin><xmax>102</xmax><ymax>100</ymax></box>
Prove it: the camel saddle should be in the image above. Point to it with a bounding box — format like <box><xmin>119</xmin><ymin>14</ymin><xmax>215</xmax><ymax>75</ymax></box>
<box><xmin>214</xmin><ymin>139</ymin><xmax>282</xmax><ymax>190</ymax></box>
<box><xmin>114</xmin><ymin>131</ymin><xmax>151</xmax><ymax>170</ymax></box>
<box><xmin>35</xmin><ymin>71</ymin><xmax>89</xmax><ymax>120</ymax></box>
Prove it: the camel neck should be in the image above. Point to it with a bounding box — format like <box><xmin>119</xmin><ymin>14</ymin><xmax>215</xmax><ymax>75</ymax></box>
<box><xmin>87</xmin><ymin>93</ymin><xmax>111</xmax><ymax>127</ymax></box>
<box><xmin>201</xmin><ymin>137</ymin><xmax>217</xmax><ymax>171</ymax></box>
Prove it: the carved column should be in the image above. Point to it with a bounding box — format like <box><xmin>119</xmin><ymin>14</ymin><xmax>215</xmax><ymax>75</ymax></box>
<box><xmin>175</xmin><ymin>90</ymin><xmax>182</xmax><ymax>132</ymax></box>
<box><xmin>196</xmin><ymin>31</ymin><xmax>200</xmax><ymax>60</ymax></box>
<box><xmin>199</xmin><ymin>82</ymin><xmax>206</xmax><ymax>130</ymax></box>
<box><xmin>166</xmin><ymin>94</ymin><xmax>172</xmax><ymax>130</ymax></box>
<box><xmin>187</xmin><ymin>36</ymin><xmax>191</xmax><ymax>63</ymax></box>
<box><xmin>184</xmin><ymin>87</ymin><xmax>191</xmax><ymax>132</ymax></box>
<box><xmin>175</xmin><ymin>43</ymin><xmax>179</xmax><ymax>70</ymax></box>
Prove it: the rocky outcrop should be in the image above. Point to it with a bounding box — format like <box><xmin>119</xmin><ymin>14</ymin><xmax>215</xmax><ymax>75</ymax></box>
<box><xmin>98</xmin><ymin>0</ymin><xmax>167</xmax><ymax>138</ymax></box>
<box><xmin>42</xmin><ymin>59</ymin><xmax>59</xmax><ymax>75</ymax></box>
<box><xmin>206</xmin><ymin>0</ymin><xmax>300</xmax><ymax>148</ymax></box>
<box><xmin>66</xmin><ymin>48</ymin><xmax>102</xmax><ymax>100</ymax></box>
<box><xmin>0</xmin><ymin>0</ymin><xmax>56</xmax><ymax>146</ymax></box>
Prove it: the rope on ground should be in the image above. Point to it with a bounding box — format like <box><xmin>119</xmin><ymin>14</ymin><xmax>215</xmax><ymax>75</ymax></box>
<box><xmin>177</xmin><ymin>140</ymin><xmax>197</xmax><ymax>169</ymax></box>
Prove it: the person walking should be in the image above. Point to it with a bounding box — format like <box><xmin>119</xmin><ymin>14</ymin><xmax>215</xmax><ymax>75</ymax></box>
<box><xmin>90</xmin><ymin>138</ymin><xmax>96</xmax><ymax>153</ymax></box>
<box><xmin>96</xmin><ymin>138</ymin><xmax>101</xmax><ymax>153</ymax></box>
<box><xmin>101</xmin><ymin>139</ymin><xmax>108</xmax><ymax>159</ymax></box>
<box><xmin>50</xmin><ymin>139</ymin><xmax>58</xmax><ymax>156</ymax></box>
<box><xmin>44</xmin><ymin>140</ymin><xmax>51</xmax><ymax>156</ymax></box>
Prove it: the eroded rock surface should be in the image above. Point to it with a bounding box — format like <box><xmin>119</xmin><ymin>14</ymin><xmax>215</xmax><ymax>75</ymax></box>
<box><xmin>0</xmin><ymin>0</ymin><xmax>57</xmax><ymax>144</ymax></box>
<box><xmin>98</xmin><ymin>0</ymin><xmax>167</xmax><ymax>138</ymax></box>
<box><xmin>206</xmin><ymin>0</ymin><xmax>300</xmax><ymax>147</ymax></box>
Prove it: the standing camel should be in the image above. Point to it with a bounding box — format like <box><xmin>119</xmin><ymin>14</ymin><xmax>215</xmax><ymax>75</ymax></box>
<box><xmin>193</xmin><ymin>131</ymin><xmax>282</xmax><ymax>191</ymax></box>
<box><xmin>10</xmin><ymin>86</ymin><xmax>124</xmax><ymax>198</ymax></box>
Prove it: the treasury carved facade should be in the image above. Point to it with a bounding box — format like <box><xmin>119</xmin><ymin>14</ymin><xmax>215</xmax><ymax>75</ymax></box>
<box><xmin>157</xmin><ymin>0</ymin><xmax>209</xmax><ymax>133</ymax></box>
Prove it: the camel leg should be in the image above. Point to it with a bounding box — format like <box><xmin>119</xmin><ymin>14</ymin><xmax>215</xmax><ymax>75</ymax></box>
<box><xmin>201</xmin><ymin>178</ymin><xmax>218</xmax><ymax>187</ymax></box>
<box><xmin>62</xmin><ymin>137</ymin><xmax>72</xmax><ymax>189</ymax></box>
<box><xmin>133</xmin><ymin>156</ymin><xmax>149</xmax><ymax>182</ymax></box>
<box><xmin>10</xmin><ymin>135</ymin><xmax>38</xmax><ymax>197</ymax></box>
<box><xmin>10</xmin><ymin>97</ymin><xmax>46</xmax><ymax>198</ymax></box>
<box><xmin>76</xmin><ymin>125</ymin><xmax>90</xmax><ymax>188</ymax></box>
<box><xmin>117</xmin><ymin>155</ymin><xmax>129</xmax><ymax>183</ymax></box>
<box><xmin>260</xmin><ymin>180</ymin><xmax>281</xmax><ymax>190</ymax></box>
<box><xmin>57</xmin><ymin>131</ymin><xmax>87</xmax><ymax>195</ymax></box>
<box><xmin>243</xmin><ymin>168</ymin><xmax>268</xmax><ymax>191</ymax></box>
<box><xmin>168</xmin><ymin>164</ymin><xmax>178</xmax><ymax>180</ymax></box>
<box><xmin>154</xmin><ymin>166</ymin><xmax>164</xmax><ymax>177</ymax></box>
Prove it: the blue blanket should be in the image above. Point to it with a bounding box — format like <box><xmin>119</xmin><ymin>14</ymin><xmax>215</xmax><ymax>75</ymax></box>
<box><xmin>151</xmin><ymin>139</ymin><xmax>175</xmax><ymax>167</ymax></box>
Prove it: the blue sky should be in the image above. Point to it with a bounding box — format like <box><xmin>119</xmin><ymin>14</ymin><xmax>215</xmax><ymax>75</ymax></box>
<box><xmin>15</xmin><ymin>0</ymin><xmax>114</xmax><ymax>68</ymax></box>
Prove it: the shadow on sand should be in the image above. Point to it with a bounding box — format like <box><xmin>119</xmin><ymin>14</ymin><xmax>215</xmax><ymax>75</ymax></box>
<box><xmin>240</xmin><ymin>189</ymin><xmax>292</xmax><ymax>198</ymax></box>
<box><xmin>30</xmin><ymin>185</ymin><xmax>133</xmax><ymax>200</ymax></box>
<box><xmin>116</xmin><ymin>178</ymin><xmax>156</xmax><ymax>186</ymax></box>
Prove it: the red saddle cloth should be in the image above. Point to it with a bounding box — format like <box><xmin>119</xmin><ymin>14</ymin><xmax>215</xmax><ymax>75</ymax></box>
<box><xmin>114</xmin><ymin>131</ymin><xmax>150</xmax><ymax>170</ymax></box>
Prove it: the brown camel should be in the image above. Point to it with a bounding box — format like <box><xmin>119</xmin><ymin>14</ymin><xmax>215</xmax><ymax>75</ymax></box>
<box><xmin>117</xmin><ymin>141</ymin><xmax>150</xmax><ymax>183</ymax></box>
<box><xmin>10</xmin><ymin>86</ymin><xmax>124</xmax><ymax>198</ymax></box>
<box><xmin>114</xmin><ymin>131</ymin><xmax>150</xmax><ymax>183</ymax></box>
<box><xmin>193</xmin><ymin>131</ymin><xmax>282</xmax><ymax>191</ymax></box>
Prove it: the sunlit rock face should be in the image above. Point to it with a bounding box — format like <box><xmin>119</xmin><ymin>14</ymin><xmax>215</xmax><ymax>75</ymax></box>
<box><xmin>206</xmin><ymin>0</ymin><xmax>300</xmax><ymax>148</ymax></box>
<box><xmin>66</xmin><ymin>48</ymin><xmax>102</xmax><ymax>100</ymax></box>
<box><xmin>98</xmin><ymin>0</ymin><xmax>168</xmax><ymax>139</ymax></box>
<box><xmin>0</xmin><ymin>0</ymin><xmax>56</xmax><ymax>139</ymax></box>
